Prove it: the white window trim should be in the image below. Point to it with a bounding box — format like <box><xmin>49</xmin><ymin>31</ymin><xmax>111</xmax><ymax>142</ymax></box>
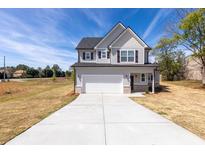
<box><xmin>140</xmin><ymin>73</ymin><xmax>146</xmax><ymax>83</ymax></box>
<box><xmin>101</xmin><ymin>50</ymin><xmax>107</xmax><ymax>59</ymax></box>
<box><xmin>85</xmin><ymin>52</ymin><xmax>91</xmax><ymax>61</ymax></box>
<box><xmin>120</xmin><ymin>49</ymin><xmax>135</xmax><ymax>63</ymax></box>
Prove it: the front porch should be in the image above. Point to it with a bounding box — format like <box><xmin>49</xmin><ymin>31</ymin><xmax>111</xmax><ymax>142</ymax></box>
<box><xmin>130</xmin><ymin>72</ymin><xmax>156</xmax><ymax>93</ymax></box>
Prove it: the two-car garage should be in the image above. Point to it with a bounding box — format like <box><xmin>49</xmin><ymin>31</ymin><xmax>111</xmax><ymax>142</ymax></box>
<box><xmin>82</xmin><ymin>75</ymin><xmax>123</xmax><ymax>94</ymax></box>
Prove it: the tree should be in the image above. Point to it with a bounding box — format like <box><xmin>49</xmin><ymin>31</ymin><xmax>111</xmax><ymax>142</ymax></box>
<box><xmin>52</xmin><ymin>68</ymin><xmax>56</xmax><ymax>81</ymax></box>
<box><xmin>173</xmin><ymin>8</ymin><xmax>205</xmax><ymax>85</ymax></box>
<box><xmin>71</xmin><ymin>68</ymin><xmax>75</xmax><ymax>81</ymax></box>
<box><xmin>154</xmin><ymin>38</ymin><xmax>185</xmax><ymax>81</ymax></box>
<box><xmin>65</xmin><ymin>70</ymin><xmax>71</xmax><ymax>79</ymax></box>
<box><xmin>16</xmin><ymin>64</ymin><xmax>29</xmax><ymax>71</ymax></box>
<box><xmin>52</xmin><ymin>64</ymin><xmax>62</xmax><ymax>77</ymax></box>
<box><xmin>26</xmin><ymin>68</ymin><xmax>39</xmax><ymax>78</ymax></box>
<box><xmin>43</xmin><ymin>65</ymin><xmax>53</xmax><ymax>77</ymax></box>
<box><xmin>37</xmin><ymin>67</ymin><xmax>44</xmax><ymax>78</ymax></box>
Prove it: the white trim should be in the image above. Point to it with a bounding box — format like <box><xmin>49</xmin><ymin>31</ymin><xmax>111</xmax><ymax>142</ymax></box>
<box><xmin>94</xmin><ymin>23</ymin><xmax>126</xmax><ymax>49</ymax></box>
<box><xmin>109</xmin><ymin>28</ymin><xmax>148</xmax><ymax>48</ymax></box>
<box><xmin>111</xmin><ymin>47</ymin><xmax>143</xmax><ymax>49</ymax></box>
<box><xmin>85</xmin><ymin>51</ymin><xmax>91</xmax><ymax>61</ymax></box>
<box><xmin>95</xmin><ymin>48</ymin><xmax>107</xmax><ymax>50</ymax></box>
<box><xmin>119</xmin><ymin>49</ymin><xmax>136</xmax><ymax>63</ymax></box>
<box><xmin>82</xmin><ymin>74</ymin><xmax>123</xmax><ymax>77</ymax></box>
<box><xmin>128</xmin><ymin>28</ymin><xmax>148</xmax><ymax>47</ymax></box>
<box><xmin>140</xmin><ymin>73</ymin><xmax>146</xmax><ymax>83</ymax></box>
<box><xmin>152</xmin><ymin>72</ymin><xmax>155</xmax><ymax>93</ymax></box>
<box><xmin>101</xmin><ymin>50</ymin><xmax>107</xmax><ymax>59</ymax></box>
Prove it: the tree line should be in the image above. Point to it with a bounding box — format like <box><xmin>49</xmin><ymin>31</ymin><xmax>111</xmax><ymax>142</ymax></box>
<box><xmin>0</xmin><ymin>64</ymin><xmax>72</xmax><ymax>79</ymax></box>
<box><xmin>153</xmin><ymin>9</ymin><xmax>205</xmax><ymax>85</ymax></box>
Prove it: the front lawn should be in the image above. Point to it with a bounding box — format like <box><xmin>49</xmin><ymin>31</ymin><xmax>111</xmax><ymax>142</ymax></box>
<box><xmin>131</xmin><ymin>80</ymin><xmax>205</xmax><ymax>140</ymax></box>
<box><xmin>0</xmin><ymin>78</ymin><xmax>77</xmax><ymax>144</ymax></box>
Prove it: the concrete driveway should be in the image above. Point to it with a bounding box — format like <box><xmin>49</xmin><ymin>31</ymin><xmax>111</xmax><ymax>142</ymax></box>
<box><xmin>7</xmin><ymin>94</ymin><xmax>205</xmax><ymax>145</ymax></box>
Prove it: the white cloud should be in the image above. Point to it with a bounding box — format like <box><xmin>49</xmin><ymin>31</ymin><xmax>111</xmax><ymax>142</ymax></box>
<box><xmin>80</xmin><ymin>9</ymin><xmax>111</xmax><ymax>30</ymax></box>
<box><xmin>142</xmin><ymin>9</ymin><xmax>173</xmax><ymax>40</ymax></box>
<box><xmin>0</xmin><ymin>9</ymin><xmax>77</xmax><ymax>70</ymax></box>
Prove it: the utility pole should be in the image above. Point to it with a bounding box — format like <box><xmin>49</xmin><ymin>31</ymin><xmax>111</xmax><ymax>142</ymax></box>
<box><xmin>3</xmin><ymin>56</ymin><xmax>5</xmax><ymax>81</ymax></box>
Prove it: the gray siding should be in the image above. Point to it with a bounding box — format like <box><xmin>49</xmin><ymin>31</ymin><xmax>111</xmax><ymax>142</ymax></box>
<box><xmin>78</xmin><ymin>50</ymin><xmax>96</xmax><ymax>63</ymax></box>
<box><xmin>77</xmin><ymin>24</ymin><xmax>150</xmax><ymax>65</ymax></box>
<box><xmin>96</xmin><ymin>49</ymin><xmax>110</xmax><ymax>63</ymax></box>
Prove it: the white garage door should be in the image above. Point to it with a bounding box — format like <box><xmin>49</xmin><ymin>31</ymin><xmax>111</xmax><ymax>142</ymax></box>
<box><xmin>82</xmin><ymin>75</ymin><xmax>123</xmax><ymax>94</ymax></box>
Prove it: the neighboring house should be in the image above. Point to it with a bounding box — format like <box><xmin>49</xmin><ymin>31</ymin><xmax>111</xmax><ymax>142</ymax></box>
<box><xmin>72</xmin><ymin>22</ymin><xmax>160</xmax><ymax>94</ymax></box>
<box><xmin>13</xmin><ymin>70</ymin><xmax>26</xmax><ymax>78</ymax></box>
<box><xmin>184</xmin><ymin>56</ymin><xmax>202</xmax><ymax>80</ymax></box>
<box><xmin>0</xmin><ymin>68</ymin><xmax>13</xmax><ymax>79</ymax></box>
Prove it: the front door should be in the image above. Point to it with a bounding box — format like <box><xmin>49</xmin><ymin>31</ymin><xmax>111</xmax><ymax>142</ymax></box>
<box><xmin>130</xmin><ymin>75</ymin><xmax>134</xmax><ymax>91</ymax></box>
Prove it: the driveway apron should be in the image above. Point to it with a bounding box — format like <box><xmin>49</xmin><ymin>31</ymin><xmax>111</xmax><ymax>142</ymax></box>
<box><xmin>7</xmin><ymin>94</ymin><xmax>205</xmax><ymax>145</ymax></box>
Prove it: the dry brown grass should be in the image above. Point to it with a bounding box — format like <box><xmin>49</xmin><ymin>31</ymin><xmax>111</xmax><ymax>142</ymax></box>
<box><xmin>131</xmin><ymin>80</ymin><xmax>205</xmax><ymax>140</ymax></box>
<box><xmin>0</xmin><ymin>78</ymin><xmax>77</xmax><ymax>144</ymax></box>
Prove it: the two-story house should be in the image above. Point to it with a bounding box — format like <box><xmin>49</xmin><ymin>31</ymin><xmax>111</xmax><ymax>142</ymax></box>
<box><xmin>71</xmin><ymin>22</ymin><xmax>160</xmax><ymax>94</ymax></box>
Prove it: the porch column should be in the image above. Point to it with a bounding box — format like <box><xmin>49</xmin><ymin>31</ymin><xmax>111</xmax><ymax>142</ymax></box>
<box><xmin>152</xmin><ymin>71</ymin><xmax>155</xmax><ymax>93</ymax></box>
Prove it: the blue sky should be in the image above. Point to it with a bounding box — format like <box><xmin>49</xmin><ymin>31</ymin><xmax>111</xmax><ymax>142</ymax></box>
<box><xmin>0</xmin><ymin>8</ymin><xmax>175</xmax><ymax>70</ymax></box>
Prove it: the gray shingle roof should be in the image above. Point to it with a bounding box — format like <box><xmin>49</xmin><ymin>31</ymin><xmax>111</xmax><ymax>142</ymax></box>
<box><xmin>76</xmin><ymin>37</ymin><xmax>103</xmax><ymax>49</ymax></box>
<box><xmin>71</xmin><ymin>62</ymin><xmax>159</xmax><ymax>67</ymax></box>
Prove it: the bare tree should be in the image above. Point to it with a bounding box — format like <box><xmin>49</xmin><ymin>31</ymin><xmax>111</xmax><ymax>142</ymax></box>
<box><xmin>166</xmin><ymin>9</ymin><xmax>205</xmax><ymax>85</ymax></box>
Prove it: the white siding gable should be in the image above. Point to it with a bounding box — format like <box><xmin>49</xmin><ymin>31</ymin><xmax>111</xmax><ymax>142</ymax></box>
<box><xmin>110</xmin><ymin>29</ymin><xmax>145</xmax><ymax>64</ymax></box>
<box><xmin>110</xmin><ymin>28</ymin><xmax>146</xmax><ymax>48</ymax></box>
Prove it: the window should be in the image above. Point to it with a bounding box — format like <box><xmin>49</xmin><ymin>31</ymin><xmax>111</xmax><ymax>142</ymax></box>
<box><xmin>128</xmin><ymin>50</ymin><xmax>134</xmax><ymax>62</ymax></box>
<box><xmin>98</xmin><ymin>51</ymin><xmax>101</xmax><ymax>59</ymax></box>
<box><xmin>85</xmin><ymin>52</ymin><xmax>91</xmax><ymax>60</ymax></box>
<box><xmin>101</xmin><ymin>51</ymin><xmax>107</xmax><ymax>58</ymax></box>
<box><xmin>121</xmin><ymin>50</ymin><xmax>127</xmax><ymax>62</ymax></box>
<box><xmin>120</xmin><ymin>50</ymin><xmax>134</xmax><ymax>62</ymax></box>
<box><xmin>148</xmin><ymin>74</ymin><xmax>153</xmax><ymax>81</ymax></box>
<box><xmin>141</xmin><ymin>73</ymin><xmax>145</xmax><ymax>82</ymax></box>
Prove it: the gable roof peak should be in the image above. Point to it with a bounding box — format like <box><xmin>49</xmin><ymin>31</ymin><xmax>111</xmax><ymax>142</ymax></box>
<box><xmin>109</xmin><ymin>26</ymin><xmax>151</xmax><ymax>49</ymax></box>
<box><xmin>116</xmin><ymin>22</ymin><xmax>126</xmax><ymax>28</ymax></box>
<box><xmin>94</xmin><ymin>22</ymin><xmax>126</xmax><ymax>49</ymax></box>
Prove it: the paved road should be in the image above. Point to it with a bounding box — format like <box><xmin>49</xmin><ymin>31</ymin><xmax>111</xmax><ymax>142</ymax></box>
<box><xmin>7</xmin><ymin>94</ymin><xmax>205</xmax><ymax>145</ymax></box>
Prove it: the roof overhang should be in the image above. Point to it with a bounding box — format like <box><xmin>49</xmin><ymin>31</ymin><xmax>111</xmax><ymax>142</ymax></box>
<box><xmin>71</xmin><ymin>63</ymin><xmax>159</xmax><ymax>68</ymax></box>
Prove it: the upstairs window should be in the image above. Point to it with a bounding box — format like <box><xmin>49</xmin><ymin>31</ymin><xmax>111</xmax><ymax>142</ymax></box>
<box><xmin>120</xmin><ymin>50</ymin><xmax>134</xmax><ymax>62</ymax></box>
<box><xmin>128</xmin><ymin>50</ymin><xmax>134</xmax><ymax>62</ymax></box>
<box><xmin>121</xmin><ymin>50</ymin><xmax>127</xmax><ymax>62</ymax></box>
<box><xmin>85</xmin><ymin>52</ymin><xmax>91</xmax><ymax>60</ymax></box>
<box><xmin>98</xmin><ymin>50</ymin><xmax>109</xmax><ymax>59</ymax></box>
<box><xmin>101</xmin><ymin>51</ymin><xmax>107</xmax><ymax>59</ymax></box>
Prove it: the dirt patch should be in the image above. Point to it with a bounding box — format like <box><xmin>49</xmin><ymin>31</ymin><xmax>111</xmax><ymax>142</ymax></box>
<box><xmin>0</xmin><ymin>78</ymin><xmax>77</xmax><ymax>144</ymax></box>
